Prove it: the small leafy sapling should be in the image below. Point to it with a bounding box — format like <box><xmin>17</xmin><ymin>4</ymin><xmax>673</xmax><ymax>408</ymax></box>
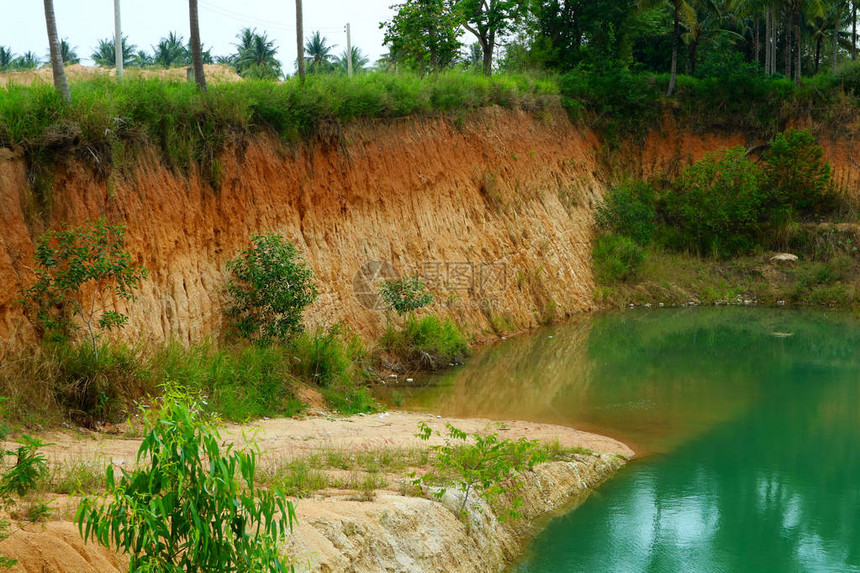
<box><xmin>0</xmin><ymin>435</ymin><xmax>50</xmax><ymax>502</ymax></box>
<box><xmin>76</xmin><ymin>385</ymin><xmax>296</xmax><ymax>572</ymax></box>
<box><xmin>19</xmin><ymin>218</ymin><xmax>147</xmax><ymax>357</ymax></box>
<box><xmin>379</xmin><ymin>275</ymin><xmax>433</xmax><ymax>316</ymax></box>
<box><xmin>227</xmin><ymin>233</ymin><xmax>317</xmax><ymax>342</ymax></box>
<box><xmin>415</xmin><ymin>422</ymin><xmax>547</xmax><ymax>521</ymax></box>
<box><xmin>0</xmin><ymin>434</ymin><xmax>53</xmax><ymax>527</ymax></box>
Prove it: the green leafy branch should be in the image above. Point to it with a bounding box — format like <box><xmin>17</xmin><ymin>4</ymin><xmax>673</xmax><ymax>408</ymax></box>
<box><xmin>76</xmin><ymin>385</ymin><xmax>296</xmax><ymax>572</ymax></box>
<box><xmin>18</xmin><ymin>218</ymin><xmax>148</xmax><ymax>357</ymax></box>
<box><xmin>414</xmin><ymin>422</ymin><xmax>548</xmax><ymax>521</ymax></box>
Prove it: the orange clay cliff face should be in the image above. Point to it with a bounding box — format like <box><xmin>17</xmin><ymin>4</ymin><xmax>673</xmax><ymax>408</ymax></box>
<box><xmin>1</xmin><ymin>106</ymin><xmax>859</xmax><ymax>347</ymax></box>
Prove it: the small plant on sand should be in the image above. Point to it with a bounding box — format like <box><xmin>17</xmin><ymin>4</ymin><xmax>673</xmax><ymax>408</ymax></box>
<box><xmin>379</xmin><ymin>275</ymin><xmax>433</xmax><ymax>316</ymax></box>
<box><xmin>0</xmin><ymin>432</ymin><xmax>53</xmax><ymax>530</ymax></box>
<box><xmin>414</xmin><ymin>422</ymin><xmax>547</xmax><ymax>521</ymax></box>
<box><xmin>19</xmin><ymin>218</ymin><xmax>148</xmax><ymax>357</ymax></box>
<box><xmin>76</xmin><ymin>385</ymin><xmax>296</xmax><ymax>572</ymax></box>
<box><xmin>0</xmin><ymin>435</ymin><xmax>50</xmax><ymax>502</ymax></box>
<box><xmin>227</xmin><ymin>233</ymin><xmax>317</xmax><ymax>342</ymax></box>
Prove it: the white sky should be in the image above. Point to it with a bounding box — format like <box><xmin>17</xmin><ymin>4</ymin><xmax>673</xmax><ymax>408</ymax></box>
<box><xmin>0</xmin><ymin>0</ymin><xmax>398</xmax><ymax>72</ymax></box>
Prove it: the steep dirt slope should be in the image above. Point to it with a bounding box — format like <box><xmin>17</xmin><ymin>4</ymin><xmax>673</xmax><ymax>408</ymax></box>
<box><xmin>2</xmin><ymin>108</ymin><xmax>859</xmax><ymax>347</ymax></box>
<box><xmin>0</xmin><ymin>107</ymin><xmax>603</xmax><ymax>346</ymax></box>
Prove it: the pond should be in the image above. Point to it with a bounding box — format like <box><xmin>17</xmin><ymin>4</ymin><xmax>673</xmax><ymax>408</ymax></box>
<box><xmin>378</xmin><ymin>308</ymin><xmax>860</xmax><ymax>572</ymax></box>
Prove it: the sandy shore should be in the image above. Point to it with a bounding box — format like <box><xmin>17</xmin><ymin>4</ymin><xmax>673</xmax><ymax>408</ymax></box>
<box><xmin>0</xmin><ymin>412</ymin><xmax>632</xmax><ymax>572</ymax></box>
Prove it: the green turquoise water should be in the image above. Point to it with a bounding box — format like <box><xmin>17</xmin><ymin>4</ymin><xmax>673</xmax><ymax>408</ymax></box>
<box><xmin>378</xmin><ymin>308</ymin><xmax>860</xmax><ymax>573</ymax></box>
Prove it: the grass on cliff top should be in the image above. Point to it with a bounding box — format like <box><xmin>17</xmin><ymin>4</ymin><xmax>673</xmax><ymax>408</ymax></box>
<box><xmin>0</xmin><ymin>72</ymin><xmax>557</xmax><ymax>161</ymax></box>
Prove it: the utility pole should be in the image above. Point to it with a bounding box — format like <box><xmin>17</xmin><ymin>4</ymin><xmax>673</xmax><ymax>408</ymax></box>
<box><xmin>114</xmin><ymin>0</ymin><xmax>123</xmax><ymax>79</ymax></box>
<box><xmin>345</xmin><ymin>22</ymin><xmax>353</xmax><ymax>77</ymax></box>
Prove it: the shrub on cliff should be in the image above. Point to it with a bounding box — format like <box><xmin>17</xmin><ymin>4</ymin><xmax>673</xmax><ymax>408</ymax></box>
<box><xmin>19</xmin><ymin>218</ymin><xmax>148</xmax><ymax>356</ymax></box>
<box><xmin>380</xmin><ymin>315</ymin><xmax>469</xmax><ymax>370</ymax></box>
<box><xmin>380</xmin><ymin>275</ymin><xmax>434</xmax><ymax>316</ymax></box>
<box><xmin>592</xmin><ymin>234</ymin><xmax>646</xmax><ymax>283</ymax></box>
<box><xmin>761</xmin><ymin>129</ymin><xmax>836</xmax><ymax>217</ymax></box>
<box><xmin>663</xmin><ymin>147</ymin><xmax>765</xmax><ymax>257</ymax></box>
<box><xmin>226</xmin><ymin>234</ymin><xmax>317</xmax><ymax>342</ymax></box>
<box><xmin>595</xmin><ymin>181</ymin><xmax>657</xmax><ymax>247</ymax></box>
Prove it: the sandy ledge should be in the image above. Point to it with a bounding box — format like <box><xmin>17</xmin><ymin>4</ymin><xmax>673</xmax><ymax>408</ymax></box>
<box><xmin>0</xmin><ymin>412</ymin><xmax>632</xmax><ymax>572</ymax></box>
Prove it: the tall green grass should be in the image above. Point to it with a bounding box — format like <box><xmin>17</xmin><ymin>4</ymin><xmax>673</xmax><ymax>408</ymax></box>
<box><xmin>0</xmin><ymin>330</ymin><xmax>381</xmax><ymax>426</ymax></box>
<box><xmin>0</xmin><ymin>72</ymin><xmax>557</xmax><ymax>175</ymax></box>
<box><xmin>148</xmin><ymin>342</ymin><xmax>304</xmax><ymax>421</ymax></box>
<box><xmin>380</xmin><ymin>315</ymin><xmax>470</xmax><ymax>370</ymax></box>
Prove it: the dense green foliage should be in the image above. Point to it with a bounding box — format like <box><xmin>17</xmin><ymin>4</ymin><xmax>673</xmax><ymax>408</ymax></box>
<box><xmin>382</xmin><ymin>0</ymin><xmax>463</xmax><ymax>74</ymax></box>
<box><xmin>666</xmin><ymin>147</ymin><xmax>766</xmax><ymax>257</ymax></box>
<box><xmin>593</xmin><ymin>234</ymin><xmax>647</xmax><ymax>283</ymax></box>
<box><xmin>148</xmin><ymin>342</ymin><xmax>306</xmax><ymax>421</ymax></box>
<box><xmin>0</xmin><ymin>73</ymin><xmax>556</xmax><ymax>182</ymax></box>
<box><xmin>18</xmin><ymin>219</ymin><xmax>148</xmax><ymax>354</ymax></box>
<box><xmin>76</xmin><ymin>387</ymin><xmax>295</xmax><ymax>572</ymax></box>
<box><xmin>592</xmin><ymin>129</ymin><xmax>859</xmax><ymax>307</ymax></box>
<box><xmin>595</xmin><ymin>130</ymin><xmax>841</xmax><ymax>262</ymax></box>
<box><xmin>380</xmin><ymin>276</ymin><xmax>434</xmax><ymax>316</ymax></box>
<box><xmin>227</xmin><ymin>234</ymin><xmax>317</xmax><ymax>342</ymax></box>
<box><xmin>762</xmin><ymin>129</ymin><xmax>836</xmax><ymax>216</ymax></box>
<box><xmin>595</xmin><ymin>181</ymin><xmax>657</xmax><ymax>246</ymax></box>
<box><xmin>380</xmin><ymin>315</ymin><xmax>470</xmax><ymax>370</ymax></box>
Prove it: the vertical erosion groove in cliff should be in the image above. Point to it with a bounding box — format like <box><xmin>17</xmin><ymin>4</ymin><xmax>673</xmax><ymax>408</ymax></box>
<box><xmin>0</xmin><ymin>107</ymin><xmax>604</xmax><ymax>346</ymax></box>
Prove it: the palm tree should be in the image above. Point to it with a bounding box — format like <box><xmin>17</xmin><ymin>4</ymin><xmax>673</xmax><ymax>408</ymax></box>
<box><xmin>92</xmin><ymin>36</ymin><xmax>136</xmax><ymax>67</ymax></box>
<box><xmin>335</xmin><ymin>46</ymin><xmax>369</xmax><ymax>74</ymax></box>
<box><xmin>152</xmin><ymin>32</ymin><xmax>189</xmax><ymax>68</ymax></box>
<box><xmin>683</xmin><ymin>0</ymin><xmax>742</xmax><ymax>75</ymax></box>
<box><xmin>188</xmin><ymin>0</ymin><xmax>207</xmax><ymax>90</ymax></box>
<box><xmin>304</xmin><ymin>31</ymin><xmax>336</xmax><ymax>74</ymax></box>
<box><xmin>185</xmin><ymin>41</ymin><xmax>213</xmax><ymax>64</ymax></box>
<box><xmin>233</xmin><ymin>28</ymin><xmax>282</xmax><ymax>79</ymax></box>
<box><xmin>43</xmin><ymin>0</ymin><xmax>70</xmax><ymax>103</ymax></box>
<box><xmin>59</xmin><ymin>39</ymin><xmax>80</xmax><ymax>65</ymax></box>
<box><xmin>0</xmin><ymin>47</ymin><xmax>16</xmax><ymax>71</ymax></box>
<box><xmin>296</xmin><ymin>0</ymin><xmax>305</xmax><ymax>81</ymax></box>
<box><xmin>640</xmin><ymin>0</ymin><xmax>696</xmax><ymax>96</ymax></box>
<box><xmin>130</xmin><ymin>49</ymin><xmax>154</xmax><ymax>68</ymax></box>
<box><xmin>788</xmin><ymin>0</ymin><xmax>825</xmax><ymax>85</ymax></box>
<box><xmin>14</xmin><ymin>52</ymin><xmax>42</xmax><ymax>70</ymax></box>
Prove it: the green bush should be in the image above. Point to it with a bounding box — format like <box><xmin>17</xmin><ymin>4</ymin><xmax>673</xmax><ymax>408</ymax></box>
<box><xmin>595</xmin><ymin>181</ymin><xmax>657</xmax><ymax>246</ymax></box>
<box><xmin>76</xmin><ymin>386</ymin><xmax>295</xmax><ymax>572</ymax></box>
<box><xmin>0</xmin><ymin>436</ymin><xmax>49</xmax><ymax>500</ymax></box>
<box><xmin>664</xmin><ymin>147</ymin><xmax>765</xmax><ymax>257</ymax></box>
<box><xmin>286</xmin><ymin>327</ymin><xmax>377</xmax><ymax>414</ymax></box>
<box><xmin>592</xmin><ymin>234</ymin><xmax>646</xmax><ymax>283</ymax></box>
<box><xmin>18</xmin><ymin>218</ymin><xmax>148</xmax><ymax>354</ymax></box>
<box><xmin>833</xmin><ymin>61</ymin><xmax>860</xmax><ymax>96</ymax></box>
<box><xmin>415</xmin><ymin>422</ymin><xmax>548</xmax><ymax>520</ymax></box>
<box><xmin>380</xmin><ymin>315</ymin><xmax>469</xmax><ymax>370</ymax></box>
<box><xmin>762</xmin><ymin>129</ymin><xmax>835</xmax><ymax>217</ymax></box>
<box><xmin>380</xmin><ymin>276</ymin><xmax>434</xmax><ymax>316</ymax></box>
<box><xmin>227</xmin><ymin>234</ymin><xmax>317</xmax><ymax>342</ymax></box>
